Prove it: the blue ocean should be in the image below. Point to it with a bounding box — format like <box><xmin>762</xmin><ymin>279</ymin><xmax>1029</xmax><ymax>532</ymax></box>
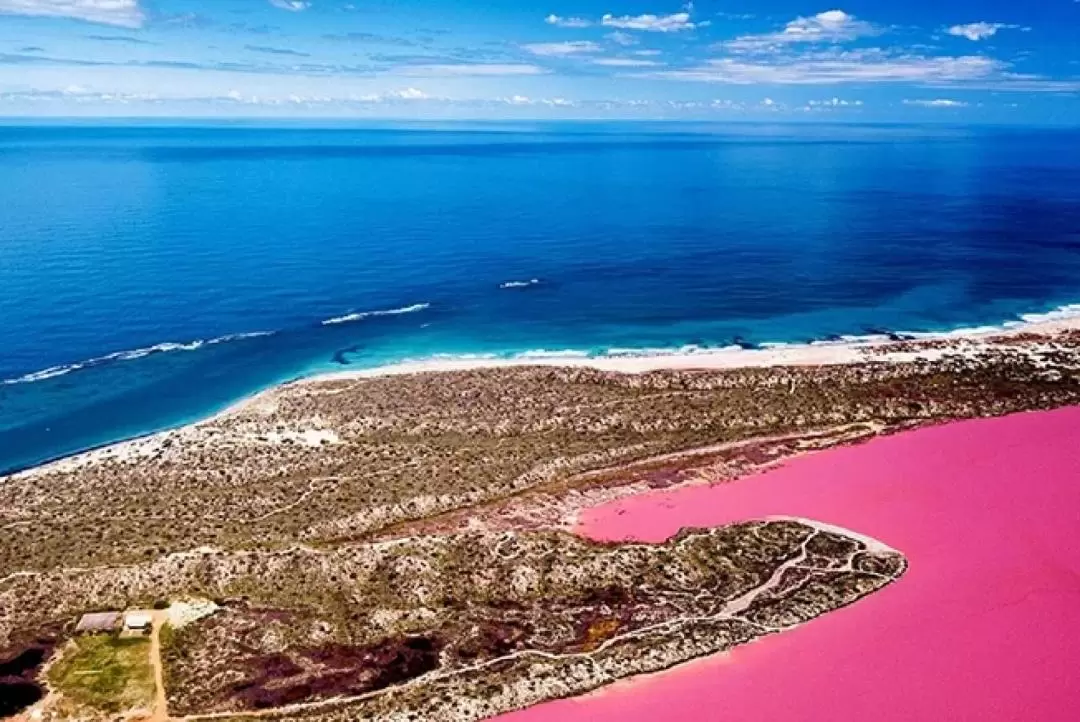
<box><xmin>2</xmin><ymin>121</ymin><xmax>1080</xmax><ymax>474</ymax></box>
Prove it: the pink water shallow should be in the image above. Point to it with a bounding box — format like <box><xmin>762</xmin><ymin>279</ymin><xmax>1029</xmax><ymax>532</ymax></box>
<box><xmin>499</xmin><ymin>407</ymin><xmax>1080</xmax><ymax>722</ymax></box>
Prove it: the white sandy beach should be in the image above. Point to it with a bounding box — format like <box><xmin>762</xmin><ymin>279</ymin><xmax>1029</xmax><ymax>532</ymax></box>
<box><xmin>316</xmin><ymin>312</ymin><xmax>1080</xmax><ymax>380</ymax></box>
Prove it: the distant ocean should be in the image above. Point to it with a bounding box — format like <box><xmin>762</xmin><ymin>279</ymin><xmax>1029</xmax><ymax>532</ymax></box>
<box><xmin>2</xmin><ymin>121</ymin><xmax>1079</xmax><ymax>474</ymax></box>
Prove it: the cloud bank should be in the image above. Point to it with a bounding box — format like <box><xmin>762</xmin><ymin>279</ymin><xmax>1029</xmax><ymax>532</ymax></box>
<box><xmin>647</xmin><ymin>51</ymin><xmax>1003</xmax><ymax>85</ymax></box>
<box><xmin>601</xmin><ymin>12</ymin><xmax>697</xmax><ymax>33</ymax></box>
<box><xmin>0</xmin><ymin>0</ymin><xmax>144</xmax><ymax>27</ymax></box>
<box><xmin>725</xmin><ymin>10</ymin><xmax>878</xmax><ymax>53</ymax></box>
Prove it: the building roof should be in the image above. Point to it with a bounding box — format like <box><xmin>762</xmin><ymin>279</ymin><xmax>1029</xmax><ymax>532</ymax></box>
<box><xmin>124</xmin><ymin>612</ymin><xmax>153</xmax><ymax>629</ymax></box>
<box><xmin>75</xmin><ymin>612</ymin><xmax>121</xmax><ymax>633</ymax></box>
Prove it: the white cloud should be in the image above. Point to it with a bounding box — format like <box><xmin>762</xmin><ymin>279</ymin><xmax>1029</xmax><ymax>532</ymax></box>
<box><xmin>710</xmin><ymin>99</ymin><xmax>746</xmax><ymax>110</ymax></box>
<box><xmin>221</xmin><ymin>88</ymin><xmax>441</xmax><ymax>105</ymax></box>
<box><xmin>396</xmin><ymin>63</ymin><xmax>549</xmax><ymax>77</ymax></box>
<box><xmin>0</xmin><ymin>84</ymin><xmax>158</xmax><ymax>102</ymax></box>
<box><xmin>523</xmin><ymin>40</ymin><xmax>602</xmax><ymax>56</ymax></box>
<box><xmin>606</xmin><ymin>31</ymin><xmax>638</xmax><ymax>46</ymax></box>
<box><xmin>780</xmin><ymin>10</ymin><xmax>874</xmax><ymax>41</ymax></box>
<box><xmin>391</xmin><ymin>87</ymin><xmax>429</xmax><ymax>100</ymax></box>
<box><xmin>0</xmin><ymin>0</ymin><xmax>144</xmax><ymax>27</ymax></box>
<box><xmin>268</xmin><ymin>0</ymin><xmax>310</xmax><ymax>11</ymax></box>
<box><xmin>725</xmin><ymin>10</ymin><xmax>878</xmax><ymax>52</ymax></box>
<box><xmin>601</xmin><ymin>12</ymin><xmax>697</xmax><ymax>33</ymax></box>
<box><xmin>903</xmin><ymin>98</ymin><xmax>968</xmax><ymax>107</ymax></box>
<box><xmin>501</xmin><ymin>95</ymin><xmax>575</xmax><ymax>107</ymax></box>
<box><xmin>226</xmin><ymin>90</ymin><xmax>254</xmax><ymax>103</ymax></box>
<box><xmin>807</xmin><ymin>97</ymin><xmax>863</xmax><ymax>106</ymax></box>
<box><xmin>546</xmin><ymin>10</ymin><xmax>699</xmax><ymax>33</ymax></box>
<box><xmin>646</xmin><ymin>51</ymin><xmax>1003</xmax><ymax>85</ymax></box>
<box><xmin>0</xmin><ymin>85</ymin><xmax>583</xmax><ymax>112</ymax></box>
<box><xmin>545</xmin><ymin>13</ymin><xmax>591</xmax><ymax>28</ymax></box>
<box><xmin>592</xmin><ymin>57</ymin><xmax>662</xmax><ymax>67</ymax></box>
<box><xmin>963</xmin><ymin>77</ymin><xmax>1080</xmax><ymax>92</ymax></box>
<box><xmin>945</xmin><ymin>22</ymin><xmax>1013</xmax><ymax>41</ymax></box>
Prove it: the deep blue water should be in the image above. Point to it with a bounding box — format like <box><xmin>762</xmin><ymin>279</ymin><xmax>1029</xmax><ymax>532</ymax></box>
<box><xmin>2</xmin><ymin>121</ymin><xmax>1080</xmax><ymax>474</ymax></box>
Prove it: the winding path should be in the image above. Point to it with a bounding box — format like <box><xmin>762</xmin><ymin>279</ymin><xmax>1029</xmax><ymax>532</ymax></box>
<box><xmin>147</xmin><ymin>611</ymin><xmax>169</xmax><ymax>722</ymax></box>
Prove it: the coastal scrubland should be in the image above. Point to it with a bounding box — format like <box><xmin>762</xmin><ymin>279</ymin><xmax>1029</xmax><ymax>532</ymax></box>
<box><xmin>1</xmin><ymin>329</ymin><xmax>1079</xmax><ymax>720</ymax></box>
<box><xmin>6</xmin><ymin>520</ymin><xmax>902</xmax><ymax>722</ymax></box>
<box><xmin>2</xmin><ymin>334</ymin><xmax>1078</xmax><ymax>578</ymax></box>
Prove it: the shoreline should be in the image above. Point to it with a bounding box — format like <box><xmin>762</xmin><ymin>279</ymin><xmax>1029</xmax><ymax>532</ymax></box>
<box><xmin>155</xmin><ymin>308</ymin><xmax>1080</xmax><ymax>434</ymax></box>
<box><xmin>4</xmin><ymin>310</ymin><xmax>1080</xmax><ymax>481</ymax></box>
<box><xmin>5</xmin><ymin>301</ymin><xmax>1080</xmax><ymax>389</ymax></box>
<box><xmin>311</xmin><ymin>311</ymin><xmax>1080</xmax><ymax>381</ymax></box>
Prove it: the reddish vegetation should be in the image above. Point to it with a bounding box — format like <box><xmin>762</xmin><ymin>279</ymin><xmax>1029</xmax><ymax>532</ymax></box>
<box><xmin>456</xmin><ymin>622</ymin><xmax>531</xmax><ymax>662</ymax></box>
<box><xmin>232</xmin><ymin>636</ymin><xmax>444</xmax><ymax>710</ymax></box>
<box><xmin>579</xmin><ymin>619</ymin><xmax>621</xmax><ymax>653</ymax></box>
<box><xmin>0</xmin><ymin>639</ymin><xmax>56</xmax><ymax>717</ymax></box>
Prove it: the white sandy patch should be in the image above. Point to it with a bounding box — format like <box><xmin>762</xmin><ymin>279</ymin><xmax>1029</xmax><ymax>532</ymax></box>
<box><xmin>167</xmin><ymin>599</ymin><xmax>220</xmax><ymax>628</ymax></box>
<box><xmin>16</xmin><ymin>432</ymin><xmax>182</xmax><ymax>477</ymax></box>
<box><xmin>772</xmin><ymin>516</ymin><xmax>902</xmax><ymax>555</ymax></box>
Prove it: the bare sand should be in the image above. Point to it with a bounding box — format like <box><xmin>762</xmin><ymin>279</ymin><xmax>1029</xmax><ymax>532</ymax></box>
<box><xmin>499</xmin><ymin>406</ymin><xmax>1080</xmax><ymax>722</ymax></box>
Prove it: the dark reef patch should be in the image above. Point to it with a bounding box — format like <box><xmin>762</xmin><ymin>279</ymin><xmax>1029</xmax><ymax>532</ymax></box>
<box><xmin>332</xmin><ymin>345</ymin><xmax>364</xmax><ymax>366</ymax></box>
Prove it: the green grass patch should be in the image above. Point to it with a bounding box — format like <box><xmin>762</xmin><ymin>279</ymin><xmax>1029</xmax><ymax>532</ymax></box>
<box><xmin>48</xmin><ymin>635</ymin><xmax>154</xmax><ymax>715</ymax></box>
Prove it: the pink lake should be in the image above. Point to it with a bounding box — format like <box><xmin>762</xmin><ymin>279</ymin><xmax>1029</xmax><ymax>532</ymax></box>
<box><xmin>499</xmin><ymin>407</ymin><xmax>1080</xmax><ymax>722</ymax></box>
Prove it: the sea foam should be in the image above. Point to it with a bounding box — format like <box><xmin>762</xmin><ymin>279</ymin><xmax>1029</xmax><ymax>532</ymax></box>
<box><xmin>499</xmin><ymin>279</ymin><xmax>542</xmax><ymax>290</ymax></box>
<box><xmin>1</xmin><ymin>332</ymin><xmax>272</xmax><ymax>386</ymax></box>
<box><xmin>601</xmin><ymin>344</ymin><xmax>740</xmax><ymax>358</ymax></box>
<box><xmin>1019</xmin><ymin>303</ymin><xmax>1080</xmax><ymax>325</ymax></box>
<box><xmin>321</xmin><ymin>303</ymin><xmax>431</xmax><ymax>326</ymax></box>
<box><xmin>514</xmin><ymin>349</ymin><xmax>591</xmax><ymax>359</ymax></box>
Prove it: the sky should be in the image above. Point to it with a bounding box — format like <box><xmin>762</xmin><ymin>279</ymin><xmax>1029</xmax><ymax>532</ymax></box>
<box><xmin>0</xmin><ymin>0</ymin><xmax>1077</xmax><ymax>122</ymax></box>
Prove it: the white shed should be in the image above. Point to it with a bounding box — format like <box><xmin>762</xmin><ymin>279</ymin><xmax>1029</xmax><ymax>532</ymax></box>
<box><xmin>124</xmin><ymin>612</ymin><xmax>153</xmax><ymax>632</ymax></box>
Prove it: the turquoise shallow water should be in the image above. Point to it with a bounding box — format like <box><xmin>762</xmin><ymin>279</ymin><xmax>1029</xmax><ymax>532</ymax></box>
<box><xmin>2</xmin><ymin>121</ymin><xmax>1079</xmax><ymax>473</ymax></box>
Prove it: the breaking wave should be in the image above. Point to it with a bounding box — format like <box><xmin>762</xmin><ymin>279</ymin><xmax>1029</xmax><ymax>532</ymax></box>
<box><xmin>601</xmin><ymin>344</ymin><xmax>742</xmax><ymax>358</ymax></box>
<box><xmin>1</xmin><ymin>332</ymin><xmax>273</xmax><ymax>386</ymax></box>
<box><xmin>321</xmin><ymin>303</ymin><xmax>431</xmax><ymax>326</ymax></box>
<box><xmin>363</xmin><ymin>300</ymin><xmax>1080</xmax><ymax>374</ymax></box>
<box><xmin>514</xmin><ymin>348</ymin><xmax>591</xmax><ymax>359</ymax></box>
<box><xmin>499</xmin><ymin>279</ymin><xmax>542</xmax><ymax>290</ymax></box>
<box><xmin>1018</xmin><ymin>303</ymin><xmax>1080</xmax><ymax>325</ymax></box>
<box><xmin>4</xmin><ymin>301</ymin><xmax>433</xmax><ymax>387</ymax></box>
<box><xmin>7</xmin><ymin>300</ymin><xmax>1080</xmax><ymax>390</ymax></box>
